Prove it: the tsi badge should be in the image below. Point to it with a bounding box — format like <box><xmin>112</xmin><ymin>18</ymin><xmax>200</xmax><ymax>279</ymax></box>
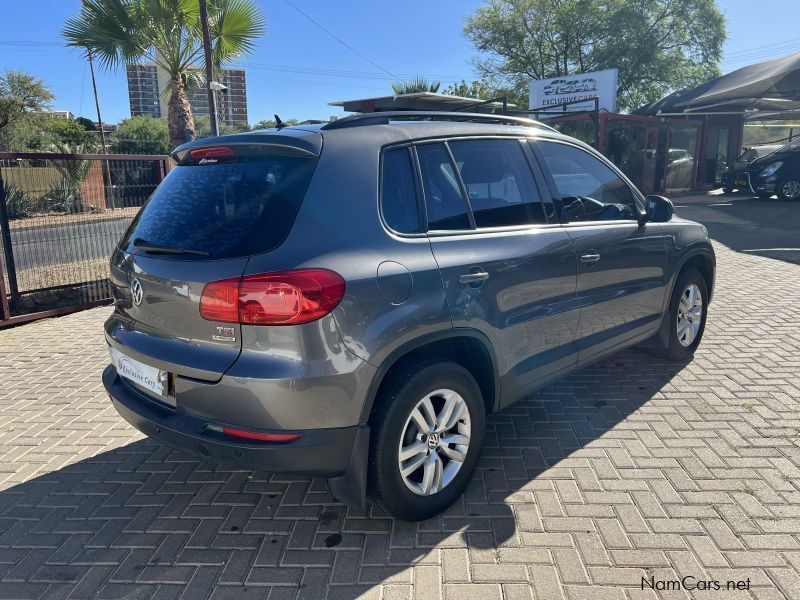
<box><xmin>213</xmin><ymin>326</ymin><xmax>236</xmax><ymax>342</ymax></box>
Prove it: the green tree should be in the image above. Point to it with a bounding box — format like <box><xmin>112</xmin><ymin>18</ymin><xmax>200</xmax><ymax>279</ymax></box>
<box><xmin>252</xmin><ymin>118</ymin><xmax>276</xmax><ymax>129</ymax></box>
<box><xmin>443</xmin><ymin>79</ymin><xmax>492</xmax><ymax>99</ymax></box>
<box><xmin>0</xmin><ymin>70</ymin><xmax>54</xmax><ymax>150</ymax></box>
<box><xmin>464</xmin><ymin>0</ymin><xmax>726</xmax><ymax>111</ymax></box>
<box><xmin>251</xmin><ymin>117</ymin><xmax>299</xmax><ymax>130</ymax></box>
<box><xmin>443</xmin><ymin>79</ymin><xmax>527</xmax><ymax>111</ymax></box>
<box><xmin>75</xmin><ymin>116</ymin><xmax>97</xmax><ymax>131</ymax></box>
<box><xmin>63</xmin><ymin>0</ymin><xmax>265</xmax><ymax>150</ymax></box>
<box><xmin>194</xmin><ymin>114</ymin><xmax>252</xmax><ymax>137</ymax></box>
<box><xmin>46</xmin><ymin>117</ymin><xmax>98</xmax><ymax>149</ymax></box>
<box><xmin>391</xmin><ymin>77</ymin><xmax>441</xmax><ymax>95</ymax></box>
<box><xmin>111</xmin><ymin>116</ymin><xmax>170</xmax><ymax>155</ymax></box>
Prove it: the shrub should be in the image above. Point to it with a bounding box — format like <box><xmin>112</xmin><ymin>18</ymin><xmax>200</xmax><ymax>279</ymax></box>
<box><xmin>44</xmin><ymin>177</ymin><xmax>83</xmax><ymax>213</ymax></box>
<box><xmin>3</xmin><ymin>183</ymin><xmax>34</xmax><ymax>219</ymax></box>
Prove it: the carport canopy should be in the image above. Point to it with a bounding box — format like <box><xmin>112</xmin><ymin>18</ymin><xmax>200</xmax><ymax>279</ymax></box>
<box><xmin>329</xmin><ymin>92</ymin><xmax>514</xmax><ymax>114</ymax></box>
<box><xmin>636</xmin><ymin>51</ymin><xmax>800</xmax><ymax>120</ymax></box>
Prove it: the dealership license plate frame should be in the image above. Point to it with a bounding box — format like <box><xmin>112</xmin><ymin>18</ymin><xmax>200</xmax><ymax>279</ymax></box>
<box><xmin>111</xmin><ymin>348</ymin><xmax>175</xmax><ymax>407</ymax></box>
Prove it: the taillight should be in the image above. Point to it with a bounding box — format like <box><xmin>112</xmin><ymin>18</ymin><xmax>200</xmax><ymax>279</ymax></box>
<box><xmin>199</xmin><ymin>278</ymin><xmax>239</xmax><ymax>323</ymax></box>
<box><xmin>200</xmin><ymin>269</ymin><xmax>345</xmax><ymax>326</ymax></box>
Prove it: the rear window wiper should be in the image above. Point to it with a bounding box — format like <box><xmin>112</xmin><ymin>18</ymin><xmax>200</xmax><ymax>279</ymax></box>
<box><xmin>133</xmin><ymin>238</ymin><xmax>210</xmax><ymax>256</ymax></box>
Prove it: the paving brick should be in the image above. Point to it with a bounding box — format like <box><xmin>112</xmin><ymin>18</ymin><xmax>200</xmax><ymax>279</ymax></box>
<box><xmin>1</xmin><ymin>239</ymin><xmax>799</xmax><ymax>598</ymax></box>
<box><xmin>443</xmin><ymin>583</ymin><xmax>502</xmax><ymax>600</ymax></box>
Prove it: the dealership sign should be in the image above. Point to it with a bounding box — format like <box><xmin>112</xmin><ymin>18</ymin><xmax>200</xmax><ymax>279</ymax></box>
<box><xmin>529</xmin><ymin>68</ymin><xmax>618</xmax><ymax>116</ymax></box>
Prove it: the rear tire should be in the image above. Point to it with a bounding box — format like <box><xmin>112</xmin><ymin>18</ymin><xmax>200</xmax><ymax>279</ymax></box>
<box><xmin>651</xmin><ymin>268</ymin><xmax>708</xmax><ymax>361</ymax></box>
<box><xmin>757</xmin><ymin>192</ymin><xmax>774</xmax><ymax>199</ymax></box>
<box><xmin>367</xmin><ymin>358</ymin><xmax>486</xmax><ymax>521</ymax></box>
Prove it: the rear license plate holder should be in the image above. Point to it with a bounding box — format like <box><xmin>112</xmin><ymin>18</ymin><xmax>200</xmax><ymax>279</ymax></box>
<box><xmin>111</xmin><ymin>348</ymin><xmax>175</xmax><ymax>406</ymax></box>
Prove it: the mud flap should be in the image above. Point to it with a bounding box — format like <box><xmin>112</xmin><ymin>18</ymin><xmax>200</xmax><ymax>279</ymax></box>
<box><xmin>327</xmin><ymin>423</ymin><xmax>370</xmax><ymax>509</ymax></box>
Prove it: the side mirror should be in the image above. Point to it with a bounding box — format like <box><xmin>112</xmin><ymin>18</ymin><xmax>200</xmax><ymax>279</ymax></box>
<box><xmin>644</xmin><ymin>195</ymin><xmax>674</xmax><ymax>223</ymax></box>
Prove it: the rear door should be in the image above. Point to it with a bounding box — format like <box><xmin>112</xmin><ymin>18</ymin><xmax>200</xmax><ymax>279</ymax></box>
<box><xmin>533</xmin><ymin>139</ymin><xmax>667</xmax><ymax>364</ymax></box>
<box><xmin>106</xmin><ymin>141</ymin><xmax>319</xmax><ymax>382</ymax></box>
<box><xmin>418</xmin><ymin>138</ymin><xmax>579</xmax><ymax>408</ymax></box>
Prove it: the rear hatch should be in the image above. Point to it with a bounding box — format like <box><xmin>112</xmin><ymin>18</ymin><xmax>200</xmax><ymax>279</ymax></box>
<box><xmin>106</xmin><ymin>130</ymin><xmax>321</xmax><ymax>382</ymax></box>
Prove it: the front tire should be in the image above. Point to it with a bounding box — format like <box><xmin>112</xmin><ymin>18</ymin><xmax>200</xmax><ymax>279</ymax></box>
<box><xmin>367</xmin><ymin>358</ymin><xmax>486</xmax><ymax>521</ymax></box>
<box><xmin>778</xmin><ymin>178</ymin><xmax>800</xmax><ymax>201</ymax></box>
<box><xmin>652</xmin><ymin>268</ymin><xmax>708</xmax><ymax>360</ymax></box>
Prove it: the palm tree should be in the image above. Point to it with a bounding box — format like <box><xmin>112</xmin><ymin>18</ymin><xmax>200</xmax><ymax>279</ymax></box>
<box><xmin>391</xmin><ymin>77</ymin><xmax>441</xmax><ymax>95</ymax></box>
<box><xmin>63</xmin><ymin>0</ymin><xmax>264</xmax><ymax>149</ymax></box>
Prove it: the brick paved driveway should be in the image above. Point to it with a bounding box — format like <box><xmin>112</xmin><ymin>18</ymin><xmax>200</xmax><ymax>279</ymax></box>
<box><xmin>2</xmin><ymin>235</ymin><xmax>800</xmax><ymax>598</ymax></box>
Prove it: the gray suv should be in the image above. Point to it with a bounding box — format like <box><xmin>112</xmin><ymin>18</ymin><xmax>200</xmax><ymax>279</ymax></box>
<box><xmin>103</xmin><ymin>112</ymin><xmax>715</xmax><ymax>520</ymax></box>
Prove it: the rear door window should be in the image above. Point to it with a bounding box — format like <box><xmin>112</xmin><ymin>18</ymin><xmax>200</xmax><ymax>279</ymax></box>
<box><xmin>449</xmin><ymin>139</ymin><xmax>547</xmax><ymax>227</ymax></box>
<box><xmin>120</xmin><ymin>152</ymin><xmax>317</xmax><ymax>259</ymax></box>
<box><xmin>381</xmin><ymin>147</ymin><xmax>423</xmax><ymax>233</ymax></box>
<box><xmin>417</xmin><ymin>143</ymin><xmax>472</xmax><ymax>231</ymax></box>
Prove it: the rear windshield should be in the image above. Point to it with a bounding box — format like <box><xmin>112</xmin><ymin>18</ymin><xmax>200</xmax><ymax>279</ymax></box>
<box><xmin>120</xmin><ymin>154</ymin><xmax>317</xmax><ymax>259</ymax></box>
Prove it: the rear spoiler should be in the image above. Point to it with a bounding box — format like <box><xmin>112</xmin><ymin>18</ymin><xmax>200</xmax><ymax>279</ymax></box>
<box><xmin>172</xmin><ymin>128</ymin><xmax>322</xmax><ymax>164</ymax></box>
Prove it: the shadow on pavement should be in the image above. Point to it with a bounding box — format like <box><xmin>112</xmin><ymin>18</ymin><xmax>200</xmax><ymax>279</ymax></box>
<box><xmin>673</xmin><ymin>191</ymin><xmax>800</xmax><ymax>265</ymax></box>
<box><xmin>0</xmin><ymin>348</ymin><xmax>691</xmax><ymax>599</ymax></box>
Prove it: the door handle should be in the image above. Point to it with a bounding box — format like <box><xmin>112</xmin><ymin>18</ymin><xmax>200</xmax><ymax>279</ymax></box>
<box><xmin>459</xmin><ymin>271</ymin><xmax>490</xmax><ymax>284</ymax></box>
<box><xmin>580</xmin><ymin>252</ymin><xmax>601</xmax><ymax>264</ymax></box>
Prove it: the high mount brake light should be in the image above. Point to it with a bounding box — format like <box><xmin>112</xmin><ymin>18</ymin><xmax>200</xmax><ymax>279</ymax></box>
<box><xmin>190</xmin><ymin>147</ymin><xmax>235</xmax><ymax>159</ymax></box>
<box><xmin>200</xmin><ymin>269</ymin><xmax>346</xmax><ymax>326</ymax></box>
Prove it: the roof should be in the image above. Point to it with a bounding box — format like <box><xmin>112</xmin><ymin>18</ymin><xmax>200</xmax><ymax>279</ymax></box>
<box><xmin>174</xmin><ymin>113</ymin><xmax>568</xmax><ymax>160</ymax></box>
<box><xmin>329</xmin><ymin>92</ymin><xmax>515</xmax><ymax>113</ymax></box>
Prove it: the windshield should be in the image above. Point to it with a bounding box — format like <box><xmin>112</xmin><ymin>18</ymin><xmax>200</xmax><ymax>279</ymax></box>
<box><xmin>120</xmin><ymin>154</ymin><xmax>317</xmax><ymax>259</ymax></box>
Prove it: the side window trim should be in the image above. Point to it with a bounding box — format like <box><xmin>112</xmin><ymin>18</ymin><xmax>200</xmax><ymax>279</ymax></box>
<box><xmin>408</xmin><ymin>145</ymin><xmax>429</xmax><ymax>233</ymax></box>
<box><xmin>443</xmin><ymin>142</ymin><xmax>477</xmax><ymax>229</ymax></box>
<box><xmin>530</xmin><ymin>138</ymin><xmax>646</xmax><ymax>224</ymax></box>
<box><xmin>519</xmin><ymin>138</ymin><xmax>557</xmax><ymax>224</ymax></box>
<box><xmin>414</xmin><ymin>140</ymin><xmax>474</xmax><ymax>234</ymax></box>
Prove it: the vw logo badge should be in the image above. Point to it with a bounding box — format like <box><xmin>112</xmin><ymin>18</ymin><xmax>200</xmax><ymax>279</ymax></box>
<box><xmin>130</xmin><ymin>278</ymin><xmax>144</xmax><ymax>306</ymax></box>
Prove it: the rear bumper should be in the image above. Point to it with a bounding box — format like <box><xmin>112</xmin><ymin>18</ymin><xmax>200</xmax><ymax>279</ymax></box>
<box><xmin>103</xmin><ymin>365</ymin><xmax>361</xmax><ymax>477</ymax></box>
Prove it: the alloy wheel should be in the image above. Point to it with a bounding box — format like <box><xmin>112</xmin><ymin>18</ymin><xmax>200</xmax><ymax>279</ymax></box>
<box><xmin>398</xmin><ymin>388</ymin><xmax>471</xmax><ymax>496</ymax></box>
<box><xmin>781</xmin><ymin>180</ymin><xmax>800</xmax><ymax>199</ymax></box>
<box><xmin>677</xmin><ymin>283</ymin><xmax>703</xmax><ymax>347</ymax></box>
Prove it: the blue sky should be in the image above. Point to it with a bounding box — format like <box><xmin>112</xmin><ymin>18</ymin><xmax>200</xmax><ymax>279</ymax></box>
<box><xmin>1</xmin><ymin>0</ymin><xmax>799</xmax><ymax>125</ymax></box>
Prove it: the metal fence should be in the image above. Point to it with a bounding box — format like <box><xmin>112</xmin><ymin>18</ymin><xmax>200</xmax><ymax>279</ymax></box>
<box><xmin>0</xmin><ymin>152</ymin><xmax>170</xmax><ymax>327</ymax></box>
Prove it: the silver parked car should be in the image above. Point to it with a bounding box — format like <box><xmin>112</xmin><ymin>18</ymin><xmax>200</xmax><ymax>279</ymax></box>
<box><xmin>103</xmin><ymin>112</ymin><xmax>715</xmax><ymax>520</ymax></box>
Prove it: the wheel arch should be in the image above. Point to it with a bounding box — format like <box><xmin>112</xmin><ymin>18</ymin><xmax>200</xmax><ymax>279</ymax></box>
<box><xmin>676</xmin><ymin>250</ymin><xmax>715</xmax><ymax>303</ymax></box>
<box><xmin>361</xmin><ymin>329</ymin><xmax>500</xmax><ymax>423</ymax></box>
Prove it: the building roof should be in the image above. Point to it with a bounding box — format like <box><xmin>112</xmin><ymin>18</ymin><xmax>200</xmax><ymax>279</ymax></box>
<box><xmin>329</xmin><ymin>92</ymin><xmax>515</xmax><ymax>113</ymax></box>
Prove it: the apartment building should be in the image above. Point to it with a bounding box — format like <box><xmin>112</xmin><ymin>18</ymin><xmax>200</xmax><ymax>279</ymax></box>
<box><xmin>126</xmin><ymin>63</ymin><xmax>248</xmax><ymax>126</ymax></box>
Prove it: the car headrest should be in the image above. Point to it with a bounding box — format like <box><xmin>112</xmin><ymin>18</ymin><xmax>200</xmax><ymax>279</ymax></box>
<box><xmin>460</xmin><ymin>150</ymin><xmax>506</xmax><ymax>184</ymax></box>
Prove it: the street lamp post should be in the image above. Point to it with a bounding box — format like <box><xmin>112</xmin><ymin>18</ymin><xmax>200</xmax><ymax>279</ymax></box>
<box><xmin>198</xmin><ymin>0</ymin><xmax>219</xmax><ymax>137</ymax></box>
<box><xmin>209</xmin><ymin>80</ymin><xmax>227</xmax><ymax>135</ymax></box>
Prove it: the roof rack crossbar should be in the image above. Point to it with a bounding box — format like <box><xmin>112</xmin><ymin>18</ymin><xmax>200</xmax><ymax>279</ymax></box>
<box><xmin>321</xmin><ymin>111</ymin><xmax>555</xmax><ymax>131</ymax></box>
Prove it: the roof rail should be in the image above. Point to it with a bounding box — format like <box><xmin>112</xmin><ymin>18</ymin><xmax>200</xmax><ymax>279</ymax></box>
<box><xmin>321</xmin><ymin>111</ymin><xmax>556</xmax><ymax>131</ymax></box>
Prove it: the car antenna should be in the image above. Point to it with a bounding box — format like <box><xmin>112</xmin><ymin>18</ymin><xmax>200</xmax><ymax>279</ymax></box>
<box><xmin>274</xmin><ymin>114</ymin><xmax>285</xmax><ymax>129</ymax></box>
